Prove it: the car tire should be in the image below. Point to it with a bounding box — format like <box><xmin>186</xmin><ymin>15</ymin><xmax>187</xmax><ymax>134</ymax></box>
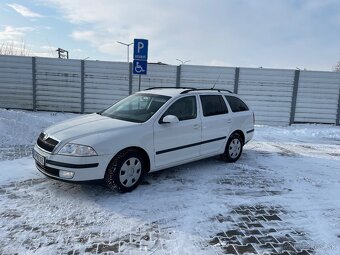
<box><xmin>222</xmin><ymin>133</ymin><xmax>243</xmax><ymax>163</ymax></box>
<box><xmin>105</xmin><ymin>149</ymin><xmax>144</xmax><ymax>193</ymax></box>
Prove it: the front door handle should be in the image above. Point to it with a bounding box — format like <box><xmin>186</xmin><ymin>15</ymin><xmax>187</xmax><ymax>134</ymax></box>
<box><xmin>193</xmin><ymin>124</ymin><xmax>201</xmax><ymax>129</ymax></box>
<box><xmin>227</xmin><ymin>119</ymin><xmax>232</xmax><ymax>124</ymax></box>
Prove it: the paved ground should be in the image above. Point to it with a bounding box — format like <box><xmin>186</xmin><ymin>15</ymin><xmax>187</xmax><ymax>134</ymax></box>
<box><xmin>0</xmin><ymin>127</ymin><xmax>339</xmax><ymax>255</ymax></box>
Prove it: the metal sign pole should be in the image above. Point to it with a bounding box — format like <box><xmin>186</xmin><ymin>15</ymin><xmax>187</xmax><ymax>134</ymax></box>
<box><xmin>138</xmin><ymin>75</ymin><xmax>141</xmax><ymax>91</ymax></box>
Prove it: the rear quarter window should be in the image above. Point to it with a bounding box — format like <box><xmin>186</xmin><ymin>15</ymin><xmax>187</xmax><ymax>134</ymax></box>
<box><xmin>225</xmin><ymin>96</ymin><xmax>249</xmax><ymax>112</ymax></box>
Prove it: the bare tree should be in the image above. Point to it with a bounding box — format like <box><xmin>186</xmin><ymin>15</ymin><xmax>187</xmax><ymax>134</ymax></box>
<box><xmin>333</xmin><ymin>61</ymin><xmax>340</xmax><ymax>72</ymax></box>
<box><xmin>0</xmin><ymin>40</ymin><xmax>31</xmax><ymax>56</ymax></box>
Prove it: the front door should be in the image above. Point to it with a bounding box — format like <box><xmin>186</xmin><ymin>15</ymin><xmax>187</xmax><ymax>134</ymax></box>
<box><xmin>153</xmin><ymin>95</ymin><xmax>202</xmax><ymax>168</ymax></box>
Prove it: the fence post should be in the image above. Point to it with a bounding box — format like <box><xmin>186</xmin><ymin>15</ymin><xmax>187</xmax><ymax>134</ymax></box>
<box><xmin>129</xmin><ymin>62</ymin><xmax>132</xmax><ymax>95</ymax></box>
<box><xmin>176</xmin><ymin>65</ymin><xmax>181</xmax><ymax>88</ymax></box>
<box><xmin>32</xmin><ymin>57</ymin><xmax>36</xmax><ymax>111</ymax></box>
<box><xmin>289</xmin><ymin>69</ymin><xmax>300</xmax><ymax>125</ymax></box>
<box><xmin>336</xmin><ymin>85</ymin><xmax>340</xmax><ymax>126</ymax></box>
<box><xmin>234</xmin><ymin>67</ymin><xmax>240</xmax><ymax>94</ymax></box>
<box><xmin>80</xmin><ymin>60</ymin><xmax>85</xmax><ymax>113</ymax></box>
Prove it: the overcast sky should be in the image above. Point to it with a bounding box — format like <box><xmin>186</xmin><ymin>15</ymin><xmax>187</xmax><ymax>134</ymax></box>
<box><xmin>0</xmin><ymin>0</ymin><xmax>339</xmax><ymax>71</ymax></box>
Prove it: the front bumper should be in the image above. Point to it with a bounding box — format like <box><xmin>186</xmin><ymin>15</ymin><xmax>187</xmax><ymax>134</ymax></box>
<box><xmin>33</xmin><ymin>144</ymin><xmax>111</xmax><ymax>181</ymax></box>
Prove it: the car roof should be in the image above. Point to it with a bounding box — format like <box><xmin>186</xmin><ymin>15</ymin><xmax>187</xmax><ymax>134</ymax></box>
<box><xmin>137</xmin><ymin>87</ymin><xmax>236</xmax><ymax>98</ymax></box>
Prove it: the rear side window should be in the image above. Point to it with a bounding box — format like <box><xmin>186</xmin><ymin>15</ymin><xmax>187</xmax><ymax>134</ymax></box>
<box><xmin>200</xmin><ymin>95</ymin><xmax>228</xmax><ymax>117</ymax></box>
<box><xmin>162</xmin><ymin>96</ymin><xmax>197</xmax><ymax>121</ymax></box>
<box><xmin>225</xmin><ymin>96</ymin><xmax>249</xmax><ymax>112</ymax></box>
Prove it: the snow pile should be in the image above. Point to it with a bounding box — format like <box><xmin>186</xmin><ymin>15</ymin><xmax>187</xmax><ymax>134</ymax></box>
<box><xmin>288</xmin><ymin>124</ymin><xmax>340</xmax><ymax>140</ymax></box>
<box><xmin>0</xmin><ymin>158</ymin><xmax>41</xmax><ymax>185</ymax></box>
<box><xmin>0</xmin><ymin>109</ymin><xmax>76</xmax><ymax>146</ymax></box>
<box><xmin>254</xmin><ymin>124</ymin><xmax>340</xmax><ymax>143</ymax></box>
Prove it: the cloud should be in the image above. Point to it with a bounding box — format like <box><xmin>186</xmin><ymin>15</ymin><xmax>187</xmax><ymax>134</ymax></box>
<box><xmin>0</xmin><ymin>25</ymin><xmax>51</xmax><ymax>41</ymax></box>
<box><xmin>71</xmin><ymin>30</ymin><xmax>96</xmax><ymax>42</ymax></box>
<box><xmin>0</xmin><ymin>26</ymin><xmax>36</xmax><ymax>40</ymax></box>
<box><xmin>38</xmin><ymin>0</ymin><xmax>340</xmax><ymax>70</ymax></box>
<box><xmin>7</xmin><ymin>3</ymin><xmax>43</xmax><ymax>18</ymax></box>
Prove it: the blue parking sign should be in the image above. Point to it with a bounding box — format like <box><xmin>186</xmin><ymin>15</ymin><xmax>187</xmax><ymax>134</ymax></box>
<box><xmin>133</xmin><ymin>60</ymin><xmax>147</xmax><ymax>75</ymax></box>
<box><xmin>133</xmin><ymin>39</ymin><xmax>148</xmax><ymax>60</ymax></box>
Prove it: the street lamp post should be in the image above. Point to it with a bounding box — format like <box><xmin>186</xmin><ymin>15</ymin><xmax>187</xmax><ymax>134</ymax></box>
<box><xmin>176</xmin><ymin>58</ymin><xmax>191</xmax><ymax>65</ymax></box>
<box><xmin>117</xmin><ymin>41</ymin><xmax>133</xmax><ymax>62</ymax></box>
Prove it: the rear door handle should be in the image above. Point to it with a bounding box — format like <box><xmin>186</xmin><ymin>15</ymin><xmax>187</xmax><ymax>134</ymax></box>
<box><xmin>227</xmin><ymin>119</ymin><xmax>232</xmax><ymax>123</ymax></box>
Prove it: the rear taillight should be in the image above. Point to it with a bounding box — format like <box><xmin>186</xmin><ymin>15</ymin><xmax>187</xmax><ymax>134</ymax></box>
<box><xmin>253</xmin><ymin>112</ymin><xmax>255</xmax><ymax>124</ymax></box>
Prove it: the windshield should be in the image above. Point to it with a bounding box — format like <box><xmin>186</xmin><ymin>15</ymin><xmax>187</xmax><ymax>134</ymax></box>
<box><xmin>101</xmin><ymin>93</ymin><xmax>171</xmax><ymax>123</ymax></box>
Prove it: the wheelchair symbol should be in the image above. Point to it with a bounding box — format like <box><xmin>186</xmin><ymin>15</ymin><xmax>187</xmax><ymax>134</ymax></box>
<box><xmin>134</xmin><ymin>61</ymin><xmax>145</xmax><ymax>74</ymax></box>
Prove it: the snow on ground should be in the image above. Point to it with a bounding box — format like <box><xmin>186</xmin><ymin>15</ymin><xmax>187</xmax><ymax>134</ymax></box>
<box><xmin>0</xmin><ymin>109</ymin><xmax>339</xmax><ymax>255</ymax></box>
<box><xmin>0</xmin><ymin>109</ymin><xmax>76</xmax><ymax>146</ymax></box>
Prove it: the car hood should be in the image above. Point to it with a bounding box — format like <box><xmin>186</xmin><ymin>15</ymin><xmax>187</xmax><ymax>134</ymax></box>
<box><xmin>44</xmin><ymin>113</ymin><xmax>139</xmax><ymax>142</ymax></box>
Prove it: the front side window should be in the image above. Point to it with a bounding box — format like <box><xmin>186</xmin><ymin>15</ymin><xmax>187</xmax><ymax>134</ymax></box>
<box><xmin>162</xmin><ymin>96</ymin><xmax>197</xmax><ymax>121</ymax></box>
<box><xmin>200</xmin><ymin>95</ymin><xmax>228</xmax><ymax>117</ymax></box>
<box><xmin>101</xmin><ymin>93</ymin><xmax>170</xmax><ymax>123</ymax></box>
<box><xmin>225</xmin><ymin>96</ymin><xmax>249</xmax><ymax>112</ymax></box>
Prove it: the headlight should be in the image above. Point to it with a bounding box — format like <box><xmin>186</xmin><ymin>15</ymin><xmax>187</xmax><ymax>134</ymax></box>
<box><xmin>58</xmin><ymin>143</ymin><xmax>97</xmax><ymax>156</ymax></box>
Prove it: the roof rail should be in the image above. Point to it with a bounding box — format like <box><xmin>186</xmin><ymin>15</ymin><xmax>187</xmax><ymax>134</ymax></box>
<box><xmin>180</xmin><ymin>88</ymin><xmax>233</xmax><ymax>94</ymax></box>
<box><xmin>144</xmin><ymin>87</ymin><xmax>233</xmax><ymax>94</ymax></box>
<box><xmin>145</xmin><ymin>87</ymin><xmax>195</xmax><ymax>90</ymax></box>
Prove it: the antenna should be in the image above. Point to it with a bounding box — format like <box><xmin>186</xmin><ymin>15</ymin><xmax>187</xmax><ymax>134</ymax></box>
<box><xmin>211</xmin><ymin>74</ymin><xmax>221</xmax><ymax>89</ymax></box>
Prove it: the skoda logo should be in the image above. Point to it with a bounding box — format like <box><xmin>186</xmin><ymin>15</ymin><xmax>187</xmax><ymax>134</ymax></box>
<box><xmin>43</xmin><ymin>133</ymin><xmax>49</xmax><ymax>141</ymax></box>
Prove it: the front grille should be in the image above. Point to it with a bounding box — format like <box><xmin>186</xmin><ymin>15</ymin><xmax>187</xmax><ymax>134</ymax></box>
<box><xmin>36</xmin><ymin>163</ymin><xmax>59</xmax><ymax>177</ymax></box>
<box><xmin>37</xmin><ymin>133</ymin><xmax>58</xmax><ymax>152</ymax></box>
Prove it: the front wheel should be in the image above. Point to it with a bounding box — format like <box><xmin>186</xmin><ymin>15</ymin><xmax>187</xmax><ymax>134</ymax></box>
<box><xmin>105</xmin><ymin>149</ymin><xmax>144</xmax><ymax>193</ymax></box>
<box><xmin>222</xmin><ymin>133</ymin><xmax>243</xmax><ymax>162</ymax></box>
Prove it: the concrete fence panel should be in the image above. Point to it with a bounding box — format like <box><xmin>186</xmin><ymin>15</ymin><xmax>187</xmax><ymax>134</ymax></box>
<box><xmin>0</xmin><ymin>56</ymin><xmax>33</xmax><ymax>110</ymax></box>
<box><xmin>238</xmin><ymin>68</ymin><xmax>295</xmax><ymax>126</ymax></box>
<box><xmin>84</xmin><ymin>60</ymin><xmax>129</xmax><ymax>113</ymax></box>
<box><xmin>180</xmin><ymin>65</ymin><xmax>235</xmax><ymax>91</ymax></box>
<box><xmin>35</xmin><ymin>57</ymin><xmax>81</xmax><ymax>112</ymax></box>
<box><xmin>131</xmin><ymin>64</ymin><xmax>177</xmax><ymax>93</ymax></box>
<box><xmin>295</xmin><ymin>71</ymin><xmax>340</xmax><ymax>124</ymax></box>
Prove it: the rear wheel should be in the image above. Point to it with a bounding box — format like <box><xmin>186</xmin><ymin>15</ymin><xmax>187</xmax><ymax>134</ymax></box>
<box><xmin>105</xmin><ymin>149</ymin><xmax>144</xmax><ymax>193</ymax></box>
<box><xmin>222</xmin><ymin>133</ymin><xmax>243</xmax><ymax>162</ymax></box>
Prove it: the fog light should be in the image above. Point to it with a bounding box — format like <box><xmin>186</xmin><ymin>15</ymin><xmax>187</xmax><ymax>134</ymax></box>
<box><xmin>59</xmin><ymin>170</ymin><xmax>74</xmax><ymax>179</ymax></box>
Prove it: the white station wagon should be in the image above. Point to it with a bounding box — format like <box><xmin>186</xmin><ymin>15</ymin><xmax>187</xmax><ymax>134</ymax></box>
<box><xmin>33</xmin><ymin>88</ymin><xmax>255</xmax><ymax>192</ymax></box>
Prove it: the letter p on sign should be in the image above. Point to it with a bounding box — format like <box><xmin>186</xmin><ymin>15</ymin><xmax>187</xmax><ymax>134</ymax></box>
<box><xmin>137</xmin><ymin>42</ymin><xmax>144</xmax><ymax>53</ymax></box>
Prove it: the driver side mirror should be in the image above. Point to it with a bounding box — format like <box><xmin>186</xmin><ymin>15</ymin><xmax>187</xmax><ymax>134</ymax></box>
<box><xmin>162</xmin><ymin>115</ymin><xmax>179</xmax><ymax>124</ymax></box>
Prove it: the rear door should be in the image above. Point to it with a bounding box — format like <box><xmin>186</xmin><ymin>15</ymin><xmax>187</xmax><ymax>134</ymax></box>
<box><xmin>153</xmin><ymin>95</ymin><xmax>202</xmax><ymax>168</ymax></box>
<box><xmin>199</xmin><ymin>94</ymin><xmax>232</xmax><ymax>156</ymax></box>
